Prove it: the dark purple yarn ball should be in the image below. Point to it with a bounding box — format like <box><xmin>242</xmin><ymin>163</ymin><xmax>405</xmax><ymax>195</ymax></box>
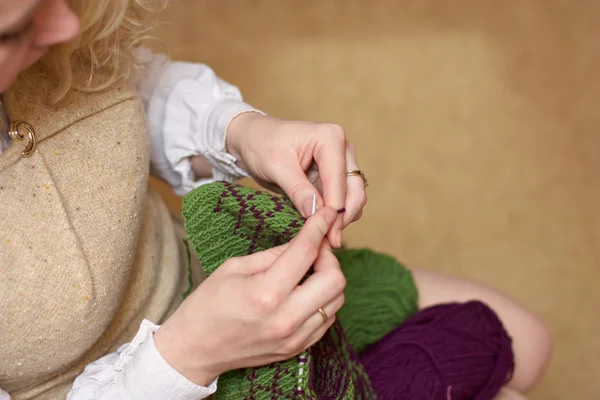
<box><xmin>359</xmin><ymin>301</ymin><xmax>515</xmax><ymax>400</ymax></box>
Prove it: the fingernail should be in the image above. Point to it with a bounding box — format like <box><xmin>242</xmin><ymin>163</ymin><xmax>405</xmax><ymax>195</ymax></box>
<box><xmin>337</xmin><ymin>208</ymin><xmax>346</xmax><ymax>214</ymax></box>
<box><xmin>336</xmin><ymin>231</ymin><xmax>343</xmax><ymax>248</ymax></box>
<box><xmin>303</xmin><ymin>201</ymin><xmax>313</xmax><ymax>217</ymax></box>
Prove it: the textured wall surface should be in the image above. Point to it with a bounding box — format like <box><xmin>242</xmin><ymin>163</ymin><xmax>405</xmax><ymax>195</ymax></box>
<box><xmin>152</xmin><ymin>1</ymin><xmax>600</xmax><ymax>398</ymax></box>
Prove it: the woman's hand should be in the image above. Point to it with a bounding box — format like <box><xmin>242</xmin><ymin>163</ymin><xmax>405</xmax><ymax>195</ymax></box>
<box><xmin>225</xmin><ymin>113</ymin><xmax>368</xmax><ymax>248</ymax></box>
<box><xmin>154</xmin><ymin>207</ymin><xmax>346</xmax><ymax>386</ymax></box>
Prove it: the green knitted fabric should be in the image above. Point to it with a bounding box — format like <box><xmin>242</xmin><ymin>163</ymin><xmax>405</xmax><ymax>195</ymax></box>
<box><xmin>336</xmin><ymin>249</ymin><xmax>419</xmax><ymax>353</ymax></box>
<box><xmin>182</xmin><ymin>181</ymin><xmax>419</xmax><ymax>399</ymax></box>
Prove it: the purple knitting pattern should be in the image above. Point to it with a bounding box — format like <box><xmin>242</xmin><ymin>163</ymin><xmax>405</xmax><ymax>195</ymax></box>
<box><xmin>215</xmin><ymin>182</ymin><xmax>304</xmax><ymax>254</ymax></box>
<box><xmin>245</xmin><ymin>362</ymin><xmax>297</xmax><ymax>399</ymax></box>
<box><xmin>182</xmin><ymin>181</ymin><xmax>377</xmax><ymax>399</ymax></box>
<box><xmin>311</xmin><ymin>321</ymin><xmax>378</xmax><ymax>399</ymax></box>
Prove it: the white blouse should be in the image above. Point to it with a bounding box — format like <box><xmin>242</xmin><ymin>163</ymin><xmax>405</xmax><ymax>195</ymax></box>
<box><xmin>0</xmin><ymin>48</ymin><xmax>262</xmax><ymax>399</ymax></box>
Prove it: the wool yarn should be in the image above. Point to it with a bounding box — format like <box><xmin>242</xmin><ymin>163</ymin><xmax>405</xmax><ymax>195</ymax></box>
<box><xmin>182</xmin><ymin>181</ymin><xmax>378</xmax><ymax>399</ymax></box>
<box><xmin>359</xmin><ymin>301</ymin><xmax>515</xmax><ymax>400</ymax></box>
<box><xmin>335</xmin><ymin>249</ymin><xmax>419</xmax><ymax>354</ymax></box>
<box><xmin>181</xmin><ymin>181</ymin><xmax>514</xmax><ymax>400</ymax></box>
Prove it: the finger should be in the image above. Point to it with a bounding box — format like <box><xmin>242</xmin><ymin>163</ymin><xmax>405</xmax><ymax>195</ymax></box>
<box><xmin>259</xmin><ymin>164</ymin><xmax>322</xmax><ymax>215</ymax></box>
<box><xmin>342</xmin><ymin>141</ymin><xmax>367</xmax><ymax>228</ymax></box>
<box><xmin>253</xmin><ymin>178</ymin><xmax>286</xmax><ymax>196</ymax></box>
<box><xmin>307</xmin><ymin>157</ymin><xmax>340</xmax><ymax>248</ymax></box>
<box><xmin>269</xmin><ymin>293</ymin><xmax>342</xmax><ymax>361</ymax></box>
<box><xmin>312</xmin><ymin>125</ymin><xmax>347</xmax><ymax>246</ymax></box>
<box><xmin>307</xmin><ymin>163</ymin><xmax>323</xmax><ymax>194</ymax></box>
<box><xmin>302</xmin><ymin>317</ymin><xmax>335</xmax><ymax>351</ymax></box>
<box><xmin>297</xmin><ymin>294</ymin><xmax>344</xmax><ymax>349</ymax></box>
<box><xmin>279</xmin><ymin>243</ymin><xmax>345</xmax><ymax>321</ymax></box>
<box><xmin>272</xmin><ymin>160</ymin><xmax>324</xmax><ymax>218</ymax></box>
<box><xmin>263</xmin><ymin>207</ymin><xmax>337</xmax><ymax>293</ymax></box>
<box><xmin>232</xmin><ymin>242</ymin><xmax>291</xmax><ymax>275</ymax></box>
<box><xmin>352</xmin><ymin>210</ymin><xmax>363</xmax><ymax>223</ymax></box>
<box><xmin>311</xmin><ymin>239</ymin><xmax>336</xmax><ymax>273</ymax></box>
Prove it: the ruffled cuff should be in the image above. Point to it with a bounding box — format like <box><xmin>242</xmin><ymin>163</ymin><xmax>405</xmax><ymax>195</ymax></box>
<box><xmin>136</xmin><ymin>47</ymin><xmax>264</xmax><ymax>196</ymax></box>
<box><xmin>163</xmin><ymin>76</ymin><xmax>263</xmax><ymax>195</ymax></box>
<box><xmin>116</xmin><ymin>320</ymin><xmax>217</xmax><ymax>400</ymax></box>
<box><xmin>67</xmin><ymin>320</ymin><xmax>217</xmax><ymax>400</ymax></box>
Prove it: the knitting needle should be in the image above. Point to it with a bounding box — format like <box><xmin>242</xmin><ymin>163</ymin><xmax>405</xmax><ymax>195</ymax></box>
<box><xmin>311</xmin><ymin>193</ymin><xmax>316</xmax><ymax>216</ymax></box>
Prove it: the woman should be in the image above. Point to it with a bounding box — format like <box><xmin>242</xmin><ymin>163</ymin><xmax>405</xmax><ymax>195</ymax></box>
<box><xmin>0</xmin><ymin>1</ymin><xmax>551</xmax><ymax>399</ymax></box>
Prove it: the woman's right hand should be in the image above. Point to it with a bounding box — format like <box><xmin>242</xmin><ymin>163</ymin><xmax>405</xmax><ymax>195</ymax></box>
<box><xmin>153</xmin><ymin>207</ymin><xmax>346</xmax><ymax>386</ymax></box>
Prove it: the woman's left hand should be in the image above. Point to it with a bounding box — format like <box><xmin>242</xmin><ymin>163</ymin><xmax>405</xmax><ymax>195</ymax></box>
<box><xmin>226</xmin><ymin>112</ymin><xmax>367</xmax><ymax>248</ymax></box>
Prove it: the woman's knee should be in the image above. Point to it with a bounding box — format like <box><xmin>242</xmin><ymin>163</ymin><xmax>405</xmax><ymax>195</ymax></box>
<box><xmin>505</xmin><ymin>308</ymin><xmax>552</xmax><ymax>392</ymax></box>
<box><xmin>409</xmin><ymin>267</ymin><xmax>552</xmax><ymax>392</ymax></box>
<box><xmin>495</xmin><ymin>387</ymin><xmax>530</xmax><ymax>400</ymax></box>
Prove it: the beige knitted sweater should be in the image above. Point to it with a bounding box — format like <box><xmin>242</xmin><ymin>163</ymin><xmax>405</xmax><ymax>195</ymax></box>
<box><xmin>0</xmin><ymin>69</ymin><xmax>191</xmax><ymax>399</ymax></box>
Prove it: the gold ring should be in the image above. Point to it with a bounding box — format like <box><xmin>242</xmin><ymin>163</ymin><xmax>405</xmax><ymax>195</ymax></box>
<box><xmin>346</xmin><ymin>169</ymin><xmax>368</xmax><ymax>187</ymax></box>
<box><xmin>317</xmin><ymin>308</ymin><xmax>328</xmax><ymax>323</ymax></box>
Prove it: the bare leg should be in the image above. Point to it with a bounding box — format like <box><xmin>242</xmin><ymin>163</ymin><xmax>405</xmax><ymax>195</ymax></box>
<box><xmin>409</xmin><ymin>267</ymin><xmax>552</xmax><ymax>394</ymax></box>
<box><xmin>495</xmin><ymin>387</ymin><xmax>530</xmax><ymax>400</ymax></box>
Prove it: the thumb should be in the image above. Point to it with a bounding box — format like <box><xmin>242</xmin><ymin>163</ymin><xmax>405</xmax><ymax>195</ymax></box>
<box><xmin>233</xmin><ymin>243</ymin><xmax>291</xmax><ymax>275</ymax></box>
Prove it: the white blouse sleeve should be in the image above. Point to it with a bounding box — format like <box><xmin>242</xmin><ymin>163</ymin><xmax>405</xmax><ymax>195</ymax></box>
<box><xmin>135</xmin><ymin>47</ymin><xmax>263</xmax><ymax>196</ymax></box>
<box><xmin>66</xmin><ymin>320</ymin><xmax>217</xmax><ymax>400</ymax></box>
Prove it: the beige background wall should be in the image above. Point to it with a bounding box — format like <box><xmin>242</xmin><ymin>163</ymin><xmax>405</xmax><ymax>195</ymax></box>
<box><xmin>152</xmin><ymin>1</ymin><xmax>600</xmax><ymax>398</ymax></box>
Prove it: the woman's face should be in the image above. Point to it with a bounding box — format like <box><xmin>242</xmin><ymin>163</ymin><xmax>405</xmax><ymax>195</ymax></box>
<box><xmin>0</xmin><ymin>0</ymin><xmax>80</xmax><ymax>93</ymax></box>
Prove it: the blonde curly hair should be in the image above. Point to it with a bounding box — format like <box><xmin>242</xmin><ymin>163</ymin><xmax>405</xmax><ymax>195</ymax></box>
<box><xmin>42</xmin><ymin>0</ymin><xmax>166</xmax><ymax>103</ymax></box>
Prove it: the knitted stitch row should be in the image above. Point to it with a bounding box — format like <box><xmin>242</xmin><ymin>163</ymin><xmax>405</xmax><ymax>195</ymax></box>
<box><xmin>182</xmin><ymin>181</ymin><xmax>377</xmax><ymax>399</ymax></box>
